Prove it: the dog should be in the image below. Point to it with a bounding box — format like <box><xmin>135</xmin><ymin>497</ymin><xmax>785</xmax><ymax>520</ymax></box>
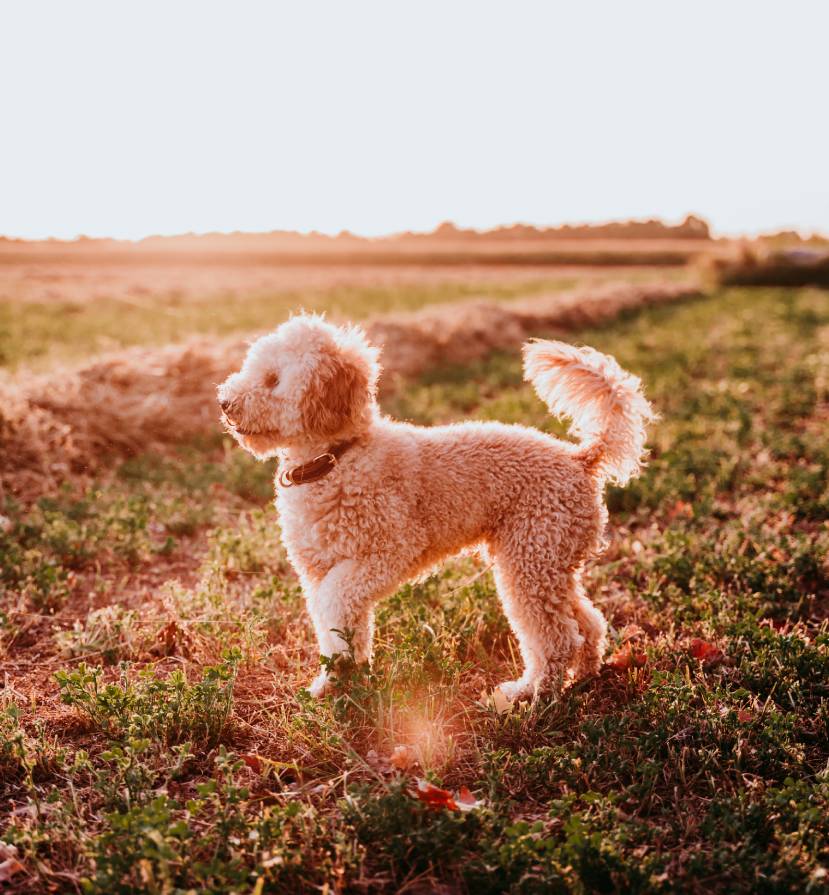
<box><xmin>217</xmin><ymin>314</ymin><xmax>654</xmax><ymax>700</ymax></box>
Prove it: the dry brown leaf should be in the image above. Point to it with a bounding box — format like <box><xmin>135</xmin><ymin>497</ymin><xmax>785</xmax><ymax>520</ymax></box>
<box><xmin>152</xmin><ymin>619</ymin><xmax>194</xmax><ymax>659</ymax></box>
<box><xmin>0</xmin><ymin>842</ymin><xmax>23</xmax><ymax>883</ymax></box>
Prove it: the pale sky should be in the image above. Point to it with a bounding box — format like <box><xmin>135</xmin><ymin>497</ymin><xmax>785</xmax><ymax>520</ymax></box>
<box><xmin>1</xmin><ymin>0</ymin><xmax>827</xmax><ymax>240</ymax></box>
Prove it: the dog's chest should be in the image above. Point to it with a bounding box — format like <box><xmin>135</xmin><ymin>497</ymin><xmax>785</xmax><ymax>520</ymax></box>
<box><xmin>275</xmin><ymin>476</ymin><xmax>389</xmax><ymax>572</ymax></box>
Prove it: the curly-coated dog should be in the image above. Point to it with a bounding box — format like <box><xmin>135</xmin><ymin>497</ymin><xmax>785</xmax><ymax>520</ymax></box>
<box><xmin>218</xmin><ymin>314</ymin><xmax>654</xmax><ymax>700</ymax></box>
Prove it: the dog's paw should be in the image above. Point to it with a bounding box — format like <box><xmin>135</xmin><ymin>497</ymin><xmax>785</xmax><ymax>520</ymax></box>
<box><xmin>307</xmin><ymin>669</ymin><xmax>333</xmax><ymax>698</ymax></box>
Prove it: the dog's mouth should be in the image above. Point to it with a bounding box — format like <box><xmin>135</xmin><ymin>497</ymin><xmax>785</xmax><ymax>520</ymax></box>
<box><xmin>222</xmin><ymin>411</ymin><xmax>245</xmax><ymax>432</ymax></box>
<box><xmin>222</xmin><ymin>414</ymin><xmax>277</xmax><ymax>439</ymax></box>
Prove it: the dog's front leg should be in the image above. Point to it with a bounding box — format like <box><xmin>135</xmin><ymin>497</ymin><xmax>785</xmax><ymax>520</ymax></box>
<box><xmin>304</xmin><ymin>557</ymin><xmax>401</xmax><ymax>697</ymax></box>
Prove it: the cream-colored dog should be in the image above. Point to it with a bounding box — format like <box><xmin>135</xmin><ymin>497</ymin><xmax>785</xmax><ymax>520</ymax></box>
<box><xmin>218</xmin><ymin>314</ymin><xmax>654</xmax><ymax>700</ymax></box>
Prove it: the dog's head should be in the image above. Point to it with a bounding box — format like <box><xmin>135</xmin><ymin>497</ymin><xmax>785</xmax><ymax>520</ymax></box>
<box><xmin>217</xmin><ymin>315</ymin><xmax>381</xmax><ymax>458</ymax></box>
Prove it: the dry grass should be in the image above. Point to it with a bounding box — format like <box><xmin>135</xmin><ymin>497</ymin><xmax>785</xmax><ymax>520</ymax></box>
<box><xmin>1</xmin><ymin>282</ymin><xmax>699</xmax><ymax>503</ymax></box>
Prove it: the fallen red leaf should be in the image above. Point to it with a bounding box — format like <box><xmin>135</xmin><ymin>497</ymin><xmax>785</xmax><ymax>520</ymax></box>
<box><xmin>667</xmin><ymin>500</ymin><xmax>694</xmax><ymax>520</ymax></box>
<box><xmin>689</xmin><ymin>638</ymin><xmax>716</xmax><ymax>659</ymax></box>
<box><xmin>736</xmin><ymin>708</ymin><xmax>754</xmax><ymax>724</ymax></box>
<box><xmin>410</xmin><ymin>779</ymin><xmax>458</xmax><ymax>812</ymax></box>
<box><xmin>456</xmin><ymin>785</ymin><xmax>482</xmax><ymax>812</ymax></box>
<box><xmin>240</xmin><ymin>754</ymin><xmax>263</xmax><ymax>774</ymax></box>
<box><xmin>689</xmin><ymin>638</ymin><xmax>725</xmax><ymax>665</ymax></box>
<box><xmin>606</xmin><ymin>645</ymin><xmax>647</xmax><ymax>671</ymax></box>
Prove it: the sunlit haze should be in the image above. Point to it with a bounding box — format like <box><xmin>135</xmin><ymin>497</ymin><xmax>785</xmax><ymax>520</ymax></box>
<box><xmin>2</xmin><ymin>0</ymin><xmax>827</xmax><ymax>240</ymax></box>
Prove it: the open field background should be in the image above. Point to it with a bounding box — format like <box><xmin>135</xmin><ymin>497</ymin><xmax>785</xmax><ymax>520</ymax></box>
<box><xmin>1</xmin><ymin>253</ymin><xmax>828</xmax><ymax>892</ymax></box>
<box><xmin>0</xmin><ymin>256</ymin><xmax>693</xmax><ymax>372</ymax></box>
<box><xmin>0</xmin><ymin>258</ymin><xmax>697</xmax><ymax>503</ymax></box>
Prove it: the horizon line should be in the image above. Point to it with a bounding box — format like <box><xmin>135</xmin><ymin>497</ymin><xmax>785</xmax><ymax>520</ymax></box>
<box><xmin>1</xmin><ymin>214</ymin><xmax>826</xmax><ymax>245</ymax></box>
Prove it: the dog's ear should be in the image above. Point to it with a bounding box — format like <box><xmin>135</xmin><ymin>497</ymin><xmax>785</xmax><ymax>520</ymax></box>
<box><xmin>300</xmin><ymin>329</ymin><xmax>380</xmax><ymax>438</ymax></box>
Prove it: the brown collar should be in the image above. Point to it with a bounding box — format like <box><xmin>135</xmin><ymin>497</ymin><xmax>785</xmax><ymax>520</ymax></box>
<box><xmin>278</xmin><ymin>439</ymin><xmax>357</xmax><ymax>487</ymax></box>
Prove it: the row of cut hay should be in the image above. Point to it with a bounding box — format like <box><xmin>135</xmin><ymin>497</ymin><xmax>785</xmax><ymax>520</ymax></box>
<box><xmin>1</xmin><ymin>281</ymin><xmax>700</xmax><ymax>502</ymax></box>
<box><xmin>366</xmin><ymin>281</ymin><xmax>699</xmax><ymax>380</ymax></box>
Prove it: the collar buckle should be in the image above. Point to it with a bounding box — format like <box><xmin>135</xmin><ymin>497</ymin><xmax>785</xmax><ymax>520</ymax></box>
<box><xmin>279</xmin><ymin>442</ymin><xmax>353</xmax><ymax>488</ymax></box>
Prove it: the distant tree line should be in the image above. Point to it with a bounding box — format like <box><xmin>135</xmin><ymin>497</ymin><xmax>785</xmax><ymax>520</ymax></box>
<box><xmin>413</xmin><ymin>215</ymin><xmax>711</xmax><ymax>241</ymax></box>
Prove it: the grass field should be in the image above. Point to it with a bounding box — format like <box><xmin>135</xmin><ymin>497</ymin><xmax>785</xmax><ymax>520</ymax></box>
<box><xmin>1</xmin><ymin>286</ymin><xmax>828</xmax><ymax>892</ymax></box>
<box><xmin>0</xmin><ymin>262</ymin><xmax>688</xmax><ymax>371</ymax></box>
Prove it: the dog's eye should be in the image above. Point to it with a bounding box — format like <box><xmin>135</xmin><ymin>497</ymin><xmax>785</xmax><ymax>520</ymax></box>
<box><xmin>263</xmin><ymin>372</ymin><xmax>279</xmax><ymax>390</ymax></box>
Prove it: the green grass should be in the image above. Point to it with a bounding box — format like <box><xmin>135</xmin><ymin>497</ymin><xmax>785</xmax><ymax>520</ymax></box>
<box><xmin>0</xmin><ymin>266</ymin><xmax>691</xmax><ymax>370</ymax></box>
<box><xmin>0</xmin><ymin>273</ymin><xmax>619</xmax><ymax>371</ymax></box>
<box><xmin>1</xmin><ymin>286</ymin><xmax>828</xmax><ymax>893</ymax></box>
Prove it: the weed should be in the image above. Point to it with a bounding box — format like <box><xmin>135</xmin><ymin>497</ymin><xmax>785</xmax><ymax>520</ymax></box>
<box><xmin>56</xmin><ymin>650</ymin><xmax>240</xmax><ymax>748</ymax></box>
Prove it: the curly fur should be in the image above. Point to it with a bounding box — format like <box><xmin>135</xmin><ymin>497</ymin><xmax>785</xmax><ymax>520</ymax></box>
<box><xmin>218</xmin><ymin>314</ymin><xmax>654</xmax><ymax>700</ymax></box>
<box><xmin>522</xmin><ymin>339</ymin><xmax>656</xmax><ymax>485</ymax></box>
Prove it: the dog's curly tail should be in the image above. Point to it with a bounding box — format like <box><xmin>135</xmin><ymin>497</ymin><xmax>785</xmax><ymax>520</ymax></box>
<box><xmin>523</xmin><ymin>339</ymin><xmax>656</xmax><ymax>485</ymax></box>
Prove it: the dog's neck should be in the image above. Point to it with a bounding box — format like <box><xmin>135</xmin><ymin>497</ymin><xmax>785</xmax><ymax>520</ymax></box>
<box><xmin>281</xmin><ymin>429</ymin><xmax>370</xmax><ymax>466</ymax></box>
<box><xmin>281</xmin><ymin>438</ymin><xmax>351</xmax><ymax>465</ymax></box>
<box><xmin>281</xmin><ymin>404</ymin><xmax>378</xmax><ymax>465</ymax></box>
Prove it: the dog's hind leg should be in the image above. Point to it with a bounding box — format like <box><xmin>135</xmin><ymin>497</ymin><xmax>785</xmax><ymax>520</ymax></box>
<box><xmin>304</xmin><ymin>557</ymin><xmax>404</xmax><ymax>697</ymax></box>
<box><xmin>492</xmin><ymin>557</ymin><xmax>584</xmax><ymax>701</ymax></box>
<box><xmin>488</xmin><ymin>510</ymin><xmax>598</xmax><ymax>701</ymax></box>
<box><xmin>570</xmin><ymin>578</ymin><xmax>608</xmax><ymax>678</ymax></box>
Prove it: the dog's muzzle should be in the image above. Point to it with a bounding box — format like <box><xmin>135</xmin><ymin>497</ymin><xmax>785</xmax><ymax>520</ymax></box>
<box><xmin>220</xmin><ymin>400</ymin><xmax>240</xmax><ymax>428</ymax></box>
